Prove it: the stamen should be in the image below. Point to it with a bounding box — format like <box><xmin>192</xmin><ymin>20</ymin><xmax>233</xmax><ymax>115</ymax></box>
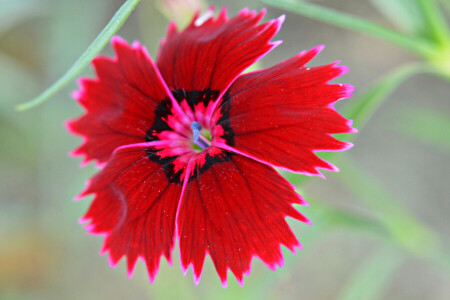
<box><xmin>191</xmin><ymin>121</ymin><xmax>210</xmax><ymax>150</ymax></box>
<box><xmin>191</xmin><ymin>121</ymin><xmax>201</xmax><ymax>141</ymax></box>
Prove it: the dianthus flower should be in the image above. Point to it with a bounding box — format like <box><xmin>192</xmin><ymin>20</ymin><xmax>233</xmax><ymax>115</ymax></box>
<box><xmin>67</xmin><ymin>8</ymin><xmax>355</xmax><ymax>287</ymax></box>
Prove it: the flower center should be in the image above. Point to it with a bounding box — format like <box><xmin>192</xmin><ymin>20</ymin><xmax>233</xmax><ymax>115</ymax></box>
<box><xmin>191</xmin><ymin>121</ymin><xmax>211</xmax><ymax>151</ymax></box>
<box><xmin>145</xmin><ymin>89</ymin><xmax>235</xmax><ymax>183</ymax></box>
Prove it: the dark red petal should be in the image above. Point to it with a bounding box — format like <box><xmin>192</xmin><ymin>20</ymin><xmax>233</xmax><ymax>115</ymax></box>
<box><xmin>177</xmin><ymin>154</ymin><xmax>309</xmax><ymax>286</ymax></box>
<box><xmin>67</xmin><ymin>36</ymin><xmax>173</xmax><ymax>165</ymax></box>
<box><xmin>79</xmin><ymin>145</ymin><xmax>182</xmax><ymax>281</ymax></box>
<box><xmin>216</xmin><ymin>46</ymin><xmax>356</xmax><ymax>176</ymax></box>
<box><xmin>156</xmin><ymin>8</ymin><xmax>283</xmax><ymax>94</ymax></box>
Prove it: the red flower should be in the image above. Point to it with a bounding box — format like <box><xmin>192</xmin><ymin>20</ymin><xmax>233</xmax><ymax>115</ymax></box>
<box><xmin>67</xmin><ymin>8</ymin><xmax>355</xmax><ymax>287</ymax></box>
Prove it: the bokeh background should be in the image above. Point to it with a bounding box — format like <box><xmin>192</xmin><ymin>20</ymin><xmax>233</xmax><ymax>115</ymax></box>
<box><xmin>1</xmin><ymin>0</ymin><xmax>449</xmax><ymax>299</ymax></box>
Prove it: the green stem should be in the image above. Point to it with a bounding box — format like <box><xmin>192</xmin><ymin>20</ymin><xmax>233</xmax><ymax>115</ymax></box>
<box><xmin>417</xmin><ymin>0</ymin><xmax>450</xmax><ymax>46</ymax></box>
<box><xmin>248</xmin><ymin>196</ymin><xmax>386</xmax><ymax>299</ymax></box>
<box><xmin>289</xmin><ymin>63</ymin><xmax>429</xmax><ymax>187</ymax></box>
<box><xmin>336</xmin><ymin>156</ymin><xmax>446</xmax><ymax>268</ymax></box>
<box><xmin>260</xmin><ymin>0</ymin><xmax>435</xmax><ymax>57</ymax></box>
<box><xmin>343</xmin><ymin>63</ymin><xmax>431</xmax><ymax>131</ymax></box>
<box><xmin>16</xmin><ymin>0</ymin><xmax>142</xmax><ymax>111</ymax></box>
<box><xmin>338</xmin><ymin>247</ymin><xmax>405</xmax><ymax>300</ymax></box>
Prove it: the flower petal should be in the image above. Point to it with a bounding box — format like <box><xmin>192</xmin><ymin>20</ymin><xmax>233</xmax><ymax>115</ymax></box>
<box><xmin>177</xmin><ymin>154</ymin><xmax>309</xmax><ymax>287</ymax></box>
<box><xmin>156</xmin><ymin>8</ymin><xmax>283</xmax><ymax>94</ymax></box>
<box><xmin>79</xmin><ymin>145</ymin><xmax>182</xmax><ymax>281</ymax></box>
<box><xmin>215</xmin><ymin>46</ymin><xmax>356</xmax><ymax>176</ymax></box>
<box><xmin>67</xmin><ymin>36</ymin><xmax>173</xmax><ymax>165</ymax></box>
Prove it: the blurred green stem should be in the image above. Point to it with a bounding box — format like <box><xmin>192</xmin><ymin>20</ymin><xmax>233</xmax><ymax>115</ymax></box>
<box><xmin>16</xmin><ymin>0</ymin><xmax>142</xmax><ymax>111</ymax></box>
<box><xmin>248</xmin><ymin>194</ymin><xmax>390</xmax><ymax>299</ymax></box>
<box><xmin>336</xmin><ymin>156</ymin><xmax>448</xmax><ymax>270</ymax></box>
<box><xmin>260</xmin><ymin>0</ymin><xmax>435</xmax><ymax>57</ymax></box>
<box><xmin>338</xmin><ymin>247</ymin><xmax>405</xmax><ymax>300</ymax></box>
<box><xmin>417</xmin><ymin>0</ymin><xmax>450</xmax><ymax>46</ymax></box>
<box><xmin>342</xmin><ymin>63</ymin><xmax>430</xmax><ymax>131</ymax></box>
<box><xmin>390</xmin><ymin>107</ymin><xmax>450</xmax><ymax>153</ymax></box>
<box><xmin>292</xmin><ymin>63</ymin><xmax>429</xmax><ymax>187</ymax></box>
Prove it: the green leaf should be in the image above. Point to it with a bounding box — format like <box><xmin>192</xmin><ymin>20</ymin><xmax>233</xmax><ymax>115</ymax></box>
<box><xmin>289</xmin><ymin>63</ymin><xmax>428</xmax><ymax>187</ymax></box>
<box><xmin>343</xmin><ymin>63</ymin><xmax>430</xmax><ymax>132</ymax></box>
<box><xmin>260</xmin><ymin>0</ymin><xmax>434</xmax><ymax>57</ymax></box>
<box><xmin>416</xmin><ymin>0</ymin><xmax>450</xmax><ymax>46</ymax></box>
<box><xmin>370</xmin><ymin>0</ymin><xmax>426</xmax><ymax>35</ymax></box>
<box><xmin>338</xmin><ymin>247</ymin><xmax>405</xmax><ymax>300</ymax></box>
<box><xmin>15</xmin><ymin>0</ymin><xmax>142</xmax><ymax>111</ymax></box>
<box><xmin>336</xmin><ymin>156</ymin><xmax>442</xmax><ymax>261</ymax></box>
<box><xmin>389</xmin><ymin>107</ymin><xmax>450</xmax><ymax>152</ymax></box>
<box><xmin>307</xmin><ymin>199</ymin><xmax>383</xmax><ymax>235</ymax></box>
<box><xmin>247</xmin><ymin>196</ymin><xmax>385</xmax><ymax>300</ymax></box>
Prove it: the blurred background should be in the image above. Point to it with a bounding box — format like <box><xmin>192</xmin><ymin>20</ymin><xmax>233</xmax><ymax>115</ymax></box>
<box><xmin>0</xmin><ymin>0</ymin><xmax>449</xmax><ymax>299</ymax></box>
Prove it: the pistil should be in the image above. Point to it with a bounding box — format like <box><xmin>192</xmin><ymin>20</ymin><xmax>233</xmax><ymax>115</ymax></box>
<box><xmin>191</xmin><ymin>121</ymin><xmax>210</xmax><ymax>150</ymax></box>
